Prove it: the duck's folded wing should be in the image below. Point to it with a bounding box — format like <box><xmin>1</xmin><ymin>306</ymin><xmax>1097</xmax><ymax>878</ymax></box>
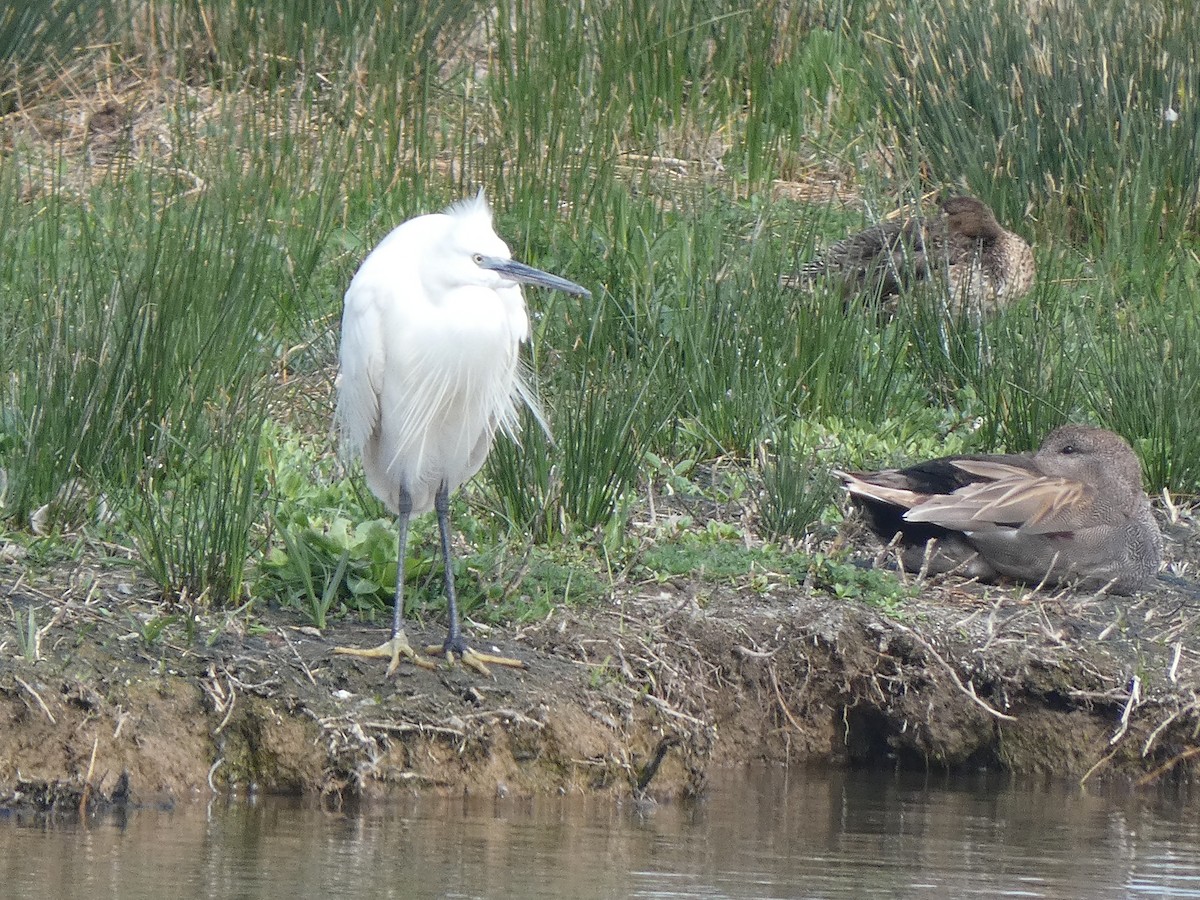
<box><xmin>949</xmin><ymin>459</ymin><xmax>1040</xmax><ymax>481</ymax></box>
<box><xmin>838</xmin><ymin>471</ymin><xmax>929</xmax><ymax>511</ymax></box>
<box><xmin>904</xmin><ymin>474</ymin><xmax>1090</xmax><ymax>533</ymax></box>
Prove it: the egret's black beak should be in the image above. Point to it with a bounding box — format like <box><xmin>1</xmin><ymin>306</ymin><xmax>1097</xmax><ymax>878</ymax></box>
<box><xmin>479</xmin><ymin>256</ymin><xmax>592</xmax><ymax>299</ymax></box>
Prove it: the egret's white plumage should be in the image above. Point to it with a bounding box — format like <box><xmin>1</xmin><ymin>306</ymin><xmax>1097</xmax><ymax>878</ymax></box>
<box><xmin>337</xmin><ymin>193</ymin><xmax>545</xmax><ymax>514</ymax></box>
<box><xmin>333</xmin><ymin>190</ymin><xmax>590</xmax><ymax>675</ymax></box>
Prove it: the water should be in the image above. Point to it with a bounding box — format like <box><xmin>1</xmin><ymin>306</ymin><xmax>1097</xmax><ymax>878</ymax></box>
<box><xmin>2</xmin><ymin>768</ymin><xmax>1199</xmax><ymax>899</ymax></box>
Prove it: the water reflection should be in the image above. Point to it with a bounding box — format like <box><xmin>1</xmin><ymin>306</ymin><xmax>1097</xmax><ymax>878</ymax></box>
<box><xmin>2</xmin><ymin>768</ymin><xmax>1199</xmax><ymax>899</ymax></box>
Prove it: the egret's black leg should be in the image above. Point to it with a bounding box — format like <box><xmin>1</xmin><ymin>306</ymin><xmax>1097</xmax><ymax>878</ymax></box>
<box><xmin>435</xmin><ymin>481</ymin><xmax>467</xmax><ymax>657</ymax></box>
<box><xmin>425</xmin><ymin>481</ymin><xmax>526</xmax><ymax>676</ymax></box>
<box><xmin>391</xmin><ymin>492</ymin><xmax>413</xmax><ymax>639</ymax></box>
<box><xmin>334</xmin><ymin>488</ymin><xmax>434</xmax><ymax>673</ymax></box>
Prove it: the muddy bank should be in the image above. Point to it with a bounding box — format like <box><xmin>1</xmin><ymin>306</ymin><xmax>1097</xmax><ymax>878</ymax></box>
<box><xmin>3</xmin><ymin>521</ymin><xmax>1199</xmax><ymax>816</ymax></box>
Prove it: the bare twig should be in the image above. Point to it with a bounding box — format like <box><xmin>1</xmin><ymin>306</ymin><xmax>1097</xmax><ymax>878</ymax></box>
<box><xmin>1109</xmin><ymin>676</ymin><xmax>1141</xmax><ymax>745</ymax></box>
<box><xmin>275</xmin><ymin>626</ymin><xmax>317</xmax><ymax>687</ymax></box>
<box><xmin>454</xmin><ymin>708</ymin><xmax>546</xmax><ymax>730</ymax></box>
<box><xmin>201</xmin><ymin>667</ymin><xmax>237</xmax><ymax>736</ymax></box>
<box><xmin>888</xmin><ymin>622</ymin><xmax>1016</xmax><ymax>722</ymax></box>
<box><xmin>1141</xmin><ymin>702</ymin><xmax>1195</xmax><ymax>758</ymax></box>
<box><xmin>1080</xmin><ymin>747</ymin><xmax>1120</xmax><ymax>786</ymax></box>
<box><xmin>361</xmin><ymin>720</ymin><xmax>466</xmax><ymax>739</ymax></box>
<box><xmin>79</xmin><ymin>736</ymin><xmax>99</xmax><ymax>817</ymax></box>
<box><xmin>1161</xmin><ymin>487</ymin><xmax>1179</xmax><ymax>525</ymax></box>
<box><xmin>208</xmin><ymin>758</ymin><xmax>224</xmax><ymax>793</ymax></box>
<box><xmin>641</xmin><ymin>693</ymin><xmax>709</xmax><ymax>728</ymax></box>
<box><xmin>732</xmin><ymin>644</ymin><xmax>776</xmax><ymax>660</ymax></box>
<box><xmin>1137</xmin><ymin>746</ymin><xmax>1200</xmax><ymax>787</ymax></box>
<box><xmin>768</xmin><ymin>663</ymin><xmax>806</xmax><ymax>735</ymax></box>
<box><xmin>15</xmin><ymin>676</ymin><xmax>55</xmax><ymax>724</ymax></box>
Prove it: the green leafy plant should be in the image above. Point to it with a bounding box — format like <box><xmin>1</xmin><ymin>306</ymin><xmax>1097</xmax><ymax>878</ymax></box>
<box><xmin>13</xmin><ymin>604</ymin><xmax>39</xmax><ymax>662</ymax></box>
<box><xmin>758</xmin><ymin>436</ymin><xmax>839</xmax><ymax>542</ymax></box>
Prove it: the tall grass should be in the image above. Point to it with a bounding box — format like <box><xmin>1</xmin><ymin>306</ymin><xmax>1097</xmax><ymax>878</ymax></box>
<box><xmin>484</xmin><ymin>0</ymin><xmax>830</xmax><ymax>213</ymax></box>
<box><xmin>897</xmin><ymin>284</ymin><xmax>1082</xmax><ymax>450</ymax></box>
<box><xmin>0</xmin><ymin>0</ymin><xmax>113</xmax><ymax>113</ymax></box>
<box><xmin>758</xmin><ymin>430</ymin><xmax>838</xmax><ymax>543</ymax></box>
<box><xmin>866</xmin><ymin>0</ymin><xmax>1200</xmax><ymax>252</ymax></box>
<box><xmin>862</xmin><ymin>0</ymin><xmax>1200</xmax><ymax>485</ymax></box>
<box><xmin>126</xmin><ymin>388</ymin><xmax>265</xmax><ymax>602</ymax></box>
<box><xmin>0</xmin><ymin>72</ymin><xmax>360</xmax><ymax>599</ymax></box>
<box><xmin>0</xmin><ymin>151</ymin><xmax>279</xmax><ymax>595</ymax></box>
<box><xmin>3</xmin><ymin>0</ymin><xmax>1198</xmax><ymax>618</ymax></box>
<box><xmin>1084</xmin><ymin>267</ymin><xmax>1200</xmax><ymax>493</ymax></box>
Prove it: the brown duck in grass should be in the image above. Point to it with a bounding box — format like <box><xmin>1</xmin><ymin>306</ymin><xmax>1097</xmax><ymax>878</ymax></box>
<box><xmin>839</xmin><ymin>425</ymin><xmax>1162</xmax><ymax>595</ymax></box>
<box><xmin>788</xmin><ymin>195</ymin><xmax>1035</xmax><ymax>314</ymax></box>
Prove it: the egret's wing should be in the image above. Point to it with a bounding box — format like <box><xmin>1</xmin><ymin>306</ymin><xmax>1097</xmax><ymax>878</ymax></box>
<box><xmin>510</xmin><ymin>356</ymin><xmax>550</xmax><ymax>441</ymax></box>
<box><xmin>374</xmin><ymin>301</ymin><xmax>540</xmax><ymax>478</ymax></box>
<box><xmin>334</xmin><ymin>284</ymin><xmax>385</xmax><ymax>460</ymax></box>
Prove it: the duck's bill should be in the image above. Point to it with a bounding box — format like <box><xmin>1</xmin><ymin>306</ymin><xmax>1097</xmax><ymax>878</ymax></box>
<box><xmin>480</xmin><ymin>256</ymin><xmax>592</xmax><ymax>298</ymax></box>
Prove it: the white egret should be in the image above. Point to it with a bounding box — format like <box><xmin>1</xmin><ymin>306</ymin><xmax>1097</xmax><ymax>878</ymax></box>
<box><xmin>333</xmin><ymin>190</ymin><xmax>591</xmax><ymax>676</ymax></box>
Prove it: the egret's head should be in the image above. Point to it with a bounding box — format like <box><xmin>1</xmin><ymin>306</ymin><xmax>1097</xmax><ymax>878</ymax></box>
<box><xmin>430</xmin><ymin>190</ymin><xmax>592</xmax><ymax>301</ymax></box>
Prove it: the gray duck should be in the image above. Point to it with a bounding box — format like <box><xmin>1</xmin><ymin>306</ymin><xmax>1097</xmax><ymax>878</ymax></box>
<box><xmin>839</xmin><ymin>425</ymin><xmax>1162</xmax><ymax>594</ymax></box>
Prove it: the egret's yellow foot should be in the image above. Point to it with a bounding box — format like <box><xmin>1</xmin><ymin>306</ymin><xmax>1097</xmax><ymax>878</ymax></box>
<box><xmin>334</xmin><ymin>632</ymin><xmax>438</xmax><ymax>676</ymax></box>
<box><xmin>424</xmin><ymin>644</ymin><xmax>528</xmax><ymax>677</ymax></box>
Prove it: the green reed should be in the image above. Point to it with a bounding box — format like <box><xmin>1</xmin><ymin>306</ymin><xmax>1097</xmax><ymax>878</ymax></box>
<box><xmin>6</xmin><ymin>0</ymin><xmax>1198</xmax><ymax>620</ymax></box>
<box><xmin>867</xmin><ymin>0</ymin><xmax>1200</xmax><ymax>251</ymax></box>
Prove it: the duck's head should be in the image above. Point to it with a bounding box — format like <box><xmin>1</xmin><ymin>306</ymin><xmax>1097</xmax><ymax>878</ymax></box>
<box><xmin>939</xmin><ymin>195</ymin><xmax>1002</xmax><ymax>240</ymax></box>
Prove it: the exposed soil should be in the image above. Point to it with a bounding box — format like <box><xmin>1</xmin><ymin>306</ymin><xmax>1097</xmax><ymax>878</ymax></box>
<box><xmin>3</xmin><ymin>506</ymin><xmax>1200</xmax><ymax>816</ymax></box>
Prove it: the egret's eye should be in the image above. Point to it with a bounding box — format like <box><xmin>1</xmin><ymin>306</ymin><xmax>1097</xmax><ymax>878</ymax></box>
<box><xmin>472</xmin><ymin>253</ymin><xmax>484</xmax><ymax>265</ymax></box>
